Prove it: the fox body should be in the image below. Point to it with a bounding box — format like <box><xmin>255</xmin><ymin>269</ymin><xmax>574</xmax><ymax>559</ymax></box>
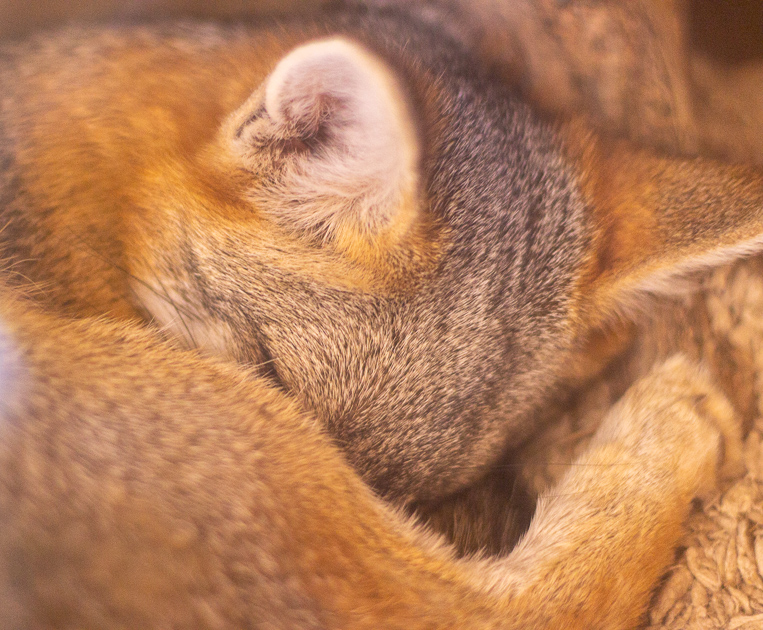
<box><xmin>0</xmin><ymin>4</ymin><xmax>762</xmax><ymax>628</ymax></box>
<box><xmin>0</xmin><ymin>10</ymin><xmax>590</xmax><ymax>502</ymax></box>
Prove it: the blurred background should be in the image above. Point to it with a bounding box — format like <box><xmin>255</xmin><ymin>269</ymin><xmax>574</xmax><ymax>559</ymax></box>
<box><xmin>2</xmin><ymin>0</ymin><xmax>761</xmax><ymax>165</ymax></box>
<box><xmin>3</xmin><ymin>0</ymin><xmax>762</xmax><ymax>62</ymax></box>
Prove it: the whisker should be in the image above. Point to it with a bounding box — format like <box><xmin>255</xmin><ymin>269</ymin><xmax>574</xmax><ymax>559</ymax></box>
<box><xmin>145</xmin><ymin>259</ymin><xmax>198</xmax><ymax>349</ymax></box>
<box><xmin>62</xmin><ymin>227</ymin><xmax>198</xmax><ymax>321</ymax></box>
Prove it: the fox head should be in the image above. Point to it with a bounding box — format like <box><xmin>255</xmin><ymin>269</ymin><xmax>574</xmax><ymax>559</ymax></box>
<box><xmin>124</xmin><ymin>18</ymin><xmax>591</xmax><ymax>502</ymax></box>
<box><xmin>4</xmin><ymin>10</ymin><xmax>763</xmax><ymax>502</ymax></box>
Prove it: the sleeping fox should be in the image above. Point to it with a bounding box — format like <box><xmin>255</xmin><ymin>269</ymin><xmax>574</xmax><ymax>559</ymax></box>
<box><xmin>1</xmin><ymin>4</ymin><xmax>763</xmax><ymax>628</ymax></box>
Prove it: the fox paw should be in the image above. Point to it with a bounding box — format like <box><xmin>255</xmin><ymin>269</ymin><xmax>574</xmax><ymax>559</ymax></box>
<box><xmin>593</xmin><ymin>354</ymin><xmax>743</xmax><ymax>500</ymax></box>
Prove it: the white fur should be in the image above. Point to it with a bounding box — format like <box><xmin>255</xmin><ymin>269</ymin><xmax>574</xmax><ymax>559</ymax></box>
<box><xmin>133</xmin><ymin>283</ymin><xmax>234</xmax><ymax>358</ymax></box>
<box><xmin>633</xmin><ymin>232</ymin><xmax>763</xmax><ymax>297</ymax></box>
<box><xmin>260</xmin><ymin>38</ymin><xmax>419</xmax><ymax>240</ymax></box>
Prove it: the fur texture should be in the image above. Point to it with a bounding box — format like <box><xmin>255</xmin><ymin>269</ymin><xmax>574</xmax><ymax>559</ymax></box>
<box><xmin>0</xmin><ymin>4</ymin><xmax>762</xmax><ymax>627</ymax></box>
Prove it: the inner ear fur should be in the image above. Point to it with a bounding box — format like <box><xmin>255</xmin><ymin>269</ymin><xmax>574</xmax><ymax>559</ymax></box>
<box><xmin>564</xmin><ymin>119</ymin><xmax>763</xmax><ymax>324</ymax></box>
<box><xmin>227</xmin><ymin>37</ymin><xmax>421</xmax><ymax>258</ymax></box>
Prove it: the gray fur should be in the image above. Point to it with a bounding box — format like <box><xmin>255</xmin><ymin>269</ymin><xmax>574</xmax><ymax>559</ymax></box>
<box><xmin>0</xmin><ymin>7</ymin><xmax>589</xmax><ymax>503</ymax></box>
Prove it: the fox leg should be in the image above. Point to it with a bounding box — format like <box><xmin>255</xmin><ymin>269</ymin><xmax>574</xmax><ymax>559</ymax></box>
<box><xmin>493</xmin><ymin>355</ymin><xmax>742</xmax><ymax>629</ymax></box>
<box><xmin>0</xmin><ymin>297</ymin><xmax>742</xmax><ymax>629</ymax></box>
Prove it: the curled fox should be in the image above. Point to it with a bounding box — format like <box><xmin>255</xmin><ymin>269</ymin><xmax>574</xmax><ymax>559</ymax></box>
<box><xmin>0</xmin><ymin>4</ymin><xmax>762</xmax><ymax>628</ymax></box>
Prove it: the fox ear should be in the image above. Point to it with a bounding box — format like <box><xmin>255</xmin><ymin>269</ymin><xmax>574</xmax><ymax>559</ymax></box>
<box><xmin>230</xmin><ymin>38</ymin><xmax>420</xmax><ymax>246</ymax></box>
<box><xmin>566</xmin><ymin>121</ymin><xmax>763</xmax><ymax>323</ymax></box>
